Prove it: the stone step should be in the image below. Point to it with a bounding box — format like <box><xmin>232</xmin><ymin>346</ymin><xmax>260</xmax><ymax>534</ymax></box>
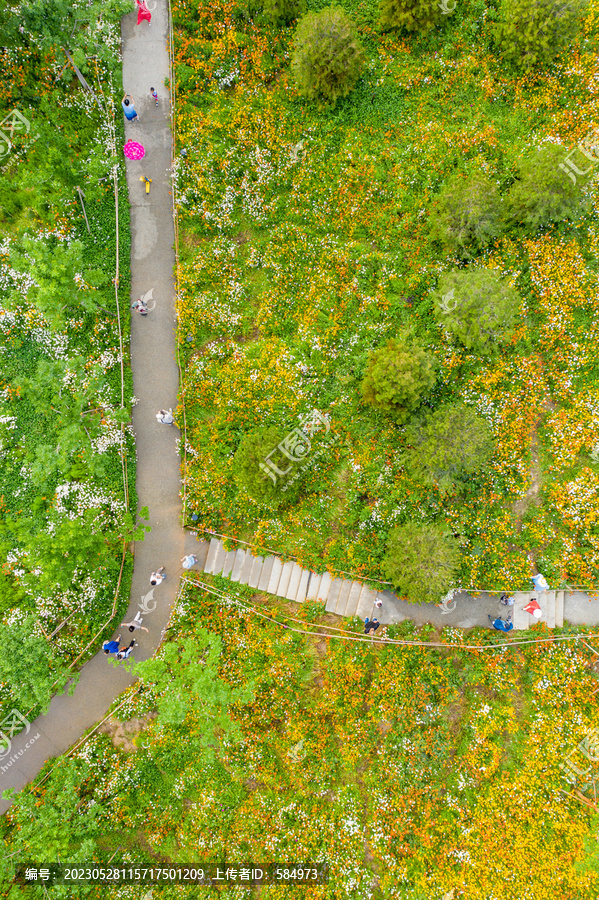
<box><xmin>277</xmin><ymin>561</ymin><xmax>295</xmax><ymax>599</ymax></box>
<box><xmin>556</xmin><ymin>590</ymin><xmax>565</xmax><ymax>628</ymax></box>
<box><xmin>230</xmin><ymin>549</ymin><xmax>247</xmax><ymax>582</ymax></box>
<box><xmin>544</xmin><ymin>590</ymin><xmax>556</xmax><ymax>630</ymax></box>
<box><xmin>212</xmin><ymin>541</ymin><xmax>227</xmax><ymax>576</ymax></box>
<box><xmin>296</xmin><ymin>569</ymin><xmax>310</xmax><ymax>603</ymax></box>
<box><xmin>306</xmin><ymin>573</ymin><xmax>322</xmax><ymax>600</ymax></box>
<box><xmin>317</xmin><ymin>572</ymin><xmax>332</xmax><ymax>601</ymax></box>
<box><xmin>258</xmin><ymin>556</ymin><xmax>275</xmax><ymax>592</ymax></box>
<box><xmin>221</xmin><ymin>549</ymin><xmax>237</xmax><ymax>579</ymax></box>
<box><xmin>356</xmin><ymin>585</ymin><xmax>377</xmax><ymax>620</ymax></box>
<box><xmin>326</xmin><ymin>578</ymin><xmax>344</xmax><ymax>613</ymax></box>
<box><xmin>248</xmin><ymin>555</ymin><xmax>264</xmax><ymax>589</ymax></box>
<box><xmin>267</xmin><ymin>557</ymin><xmax>283</xmax><ymax>595</ymax></box>
<box><xmin>203</xmin><ymin>537</ymin><xmax>221</xmax><ymax>575</ymax></box>
<box><xmin>345</xmin><ymin>581</ymin><xmax>364</xmax><ymax>618</ymax></box>
<box><xmin>511</xmin><ymin>591</ymin><xmax>531</xmax><ymax>631</ymax></box>
<box><xmin>285</xmin><ymin>563</ymin><xmax>304</xmax><ymax>601</ymax></box>
<box><xmin>334</xmin><ymin>580</ymin><xmax>353</xmax><ymax>616</ymax></box>
<box><xmin>239</xmin><ymin>551</ymin><xmax>255</xmax><ymax>584</ymax></box>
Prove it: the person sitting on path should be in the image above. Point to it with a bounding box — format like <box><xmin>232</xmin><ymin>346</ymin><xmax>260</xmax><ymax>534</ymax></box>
<box><xmin>500</xmin><ymin>593</ymin><xmax>515</xmax><ymax>607</ymax></box>
<box><xmin>364</xmin><ymin>617</ymin><xmax>380</xmax><ymax>635</ymax></box>
<box><xmin>150</xmin><ymin>567</ymin><xmax>166</xmax><ymax>586</ymax></box>
<box><xmin>488</xmin><ymin>614</ymin><xmax>513</xmax><ymax>633</ymax></box>
<box><xmin>122</xmin><ymin>93</ymin><xmax>141</xmax><ymax>123</ymax></box>
<box><xmin>156</xmin><ymin>409</ymin><xmax>174</xmax><ymax>425</ymax></box>
<box><xmin>181</xmin><ymin>554</ymin><xmax>198</xmax><ymax>569</ymax></box>
<box><xmin>103</xmin><ymin>634</ymin><xmax>121</xmax><ymax>655</ymax></box>
<box><xmin>121</xmin><ymin>611</ymin><xmax>149</xmax><ymax>633</ymax></box>
<box><xmin>116</xmin><ymin>639</ymin><xmax>136</xmax><ymax>661</ymax></box>
<box><xmin>132</xmin><ymin>298</ymin><xmax>149</xmax><ymax>316</ymax></box>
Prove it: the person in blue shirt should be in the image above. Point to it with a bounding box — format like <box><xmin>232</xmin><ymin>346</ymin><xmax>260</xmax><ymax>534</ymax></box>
<box><xmin>488</xmin><ymin>615</ymin><xmax>513</xmax><ymax>632</ymax></box>
<box><xmin>103</xmin><ymin>634</ymin><xmax>121</xmax><ymax>655</ymax></box>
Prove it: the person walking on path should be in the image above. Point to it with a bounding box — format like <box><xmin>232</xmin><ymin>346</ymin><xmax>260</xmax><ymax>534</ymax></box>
<box><xmin>116</xmin><ymin>639</ymin><xmax>136</xmax><ymax>661</ymax></box>
<box><xmin>122</xmin><ymin>93</ymin><xmax>141</xmax><ymax>123</ymax></box>
<box><xmin>103</xmin><ymin>634</ymin><xmax>121</xmax><ymax>655</ymax></box>
<box><xmin>374</xmin><ymin>599</ymin><xmax>383</xmax><ymax>609</ymax></box>
<box><xmin>488</xmin><ymin>614</ymin><xmax>513</xmax><ymax>633</ymax></box>
<box><xmin>150</xmin><ymin>87</ymin><xmax>158</xmax><ymax>106</ymax></box>
<box><xmin>150</xmin><ymin>567</ymin><xmax>166</xmax><ymax>586</ymax></box>
<box><xmin>365</xmin><ymin>618</ymin><xmax>380</xmax><ymax>635</ymax></box>
<box><xmin>181</xmin><ymin>554</ymin><xmax>198</xmax><ymax>569</ymax></box>
<box><xmin>121</xmin><ymin>612</ymin><xmax>149</xmax><ymax>633</ymax></box>
<box><xmin>135</xmin><ymin>0</ymin><xmax>152</xmax><ymax>25</ymax></box>
<box><xmin>156</xmin><ymin>409</ymin><xmax>174</xmax><ymax>425</ymax></box>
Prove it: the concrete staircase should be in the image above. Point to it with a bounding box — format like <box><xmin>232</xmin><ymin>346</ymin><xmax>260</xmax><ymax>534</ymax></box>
<box><xmin>511</xmin><ymin>590</ymin><xmax>565</xmax><ymax>631</ymax></box>
<box><xmin>192</xmin><ymin>537</ymin><xmax>388</xmax><ymax>621</ymax></box>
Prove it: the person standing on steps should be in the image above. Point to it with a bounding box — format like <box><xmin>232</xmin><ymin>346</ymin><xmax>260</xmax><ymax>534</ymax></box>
<box><xmin>156</xmin><ymin>409</ymin><xmax>174</xmax><ymax>425</ymax></box>
<box><xmin>116</xmin><ymin>639</ymin><xmax>136</xmax><ymax>661</ymax></box>
<box><xmin>103</xmin><ymin>634</ymin><xmax>121</xmax><ymax>655</ymax></box>
<box><xmin>121</xmin><ymin>611</ymin><xmax>149</xmax><ymax>633</ymax></box>
<box><xmin>150</xmin><ymin>567</ymin><xmax>166</xmax><ymax>586</ymax></box>
<box><xmin>181</xmin><ymin>554</ymin><xmax>198</xmax><ymax>569</ymax></box>
<box><xmin>122</xmin><ymin>93</ymin><xmax>141</xmax><ymax>123</ymax></box>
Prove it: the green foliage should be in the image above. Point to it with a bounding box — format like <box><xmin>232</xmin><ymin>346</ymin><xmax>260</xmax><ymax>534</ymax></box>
<box><xmin>405</xmin><ymin>403</ymin><xmax>494</xmax><ymax>494</ymax></box>
<box><xmin>382</xmin><ymin>522</ymin><xmax>460</xmax><ymax>603</ymax></box>
<box><xmin>136</xmin><ymin>627</ymin><xmax>254</xmax><ymax>762</ymax></box>
<box><xmin>361</xmin><ymin>335</ymin><xmax>436</xmax><ymax>423</ymax></box>
<box><xmin>506</xmin><ymin>144</ymin><xmax>587</xmax><ymax>231</ymax></box>
<box><xmin>379</xmin><ymin>0</ymin><xmax>442</xmax><ymax>33</ymax></box>
<box><xmin>291</xmin><ymin>7</ymin><xmax>365</xmax><ymax>104</ymax></box>
<box><xmin>0</xmin><ymin>616</ymin><xmax>72</xmax><ymax>712</ymax></box>
<box><xmin>429</xmin><ymin>173</ymin><xmax>504</xmax><ymax>257</ymax></box>
<box><xmin>234</xmin><ymin>425</ymin><xmax>301</xmax><ymax>506</ymax></box>
<box><xmin>263</xmin><ymin>0</ymin><xmax>305</xmax><ymax>23</ymax></box>
<box><xmin>494</xmin><ymin>0</ymin><xmax>588</xmax><ymax>70</ymax></box>
<box><xmin>434</xmin><ymin>269</ymin><xmax>519</xmax><ymax>351</ymax></box>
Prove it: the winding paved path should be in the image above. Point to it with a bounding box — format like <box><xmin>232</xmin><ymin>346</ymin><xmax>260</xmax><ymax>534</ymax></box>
<box><xmin>1</xmin><ymin>4</ymin><xmax>598</xmax><ymax>817</ymax></box>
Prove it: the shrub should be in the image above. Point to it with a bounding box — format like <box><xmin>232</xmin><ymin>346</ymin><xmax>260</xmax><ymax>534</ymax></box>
<box><xmin>434</xmin><ymin>269</ymin><xmax>519</xmax><ymax>351</ymax></box>
<box><xmin>429</xmin><ymin>173</ymin><xmax>503</xmax><ymax>257</ymax></box>
<box><xmin>506</xmin><ymin>144</ymin><xmax>587</xmax><ymax>231</ymax></box>
<box><xmin>382</xmin><ymin>523</ymin><xmax>460</xmax><ymax>603</ymax></box>
<box><xmin>494</xmin><ymin>0</ymin><xmax>588</xmax><ymax>71</ymax></box>
<box><xmin>379</xmin><ymin>0</ymin><xmax>442</xmax><ymax>33</ymax></box>
<box><xmin>361</xmin><ymin>335</ymin><xmax>436</xmax><ymax>423</ymax></box>
<box><xmin>264</xmin><ymin>0</ymin><xmax>305</xmax><ymax>23</ymax></box>
<box><xmin>291</xmin><ymin>7</ymin><xmax>365</xmax><ymax>104</ymax></box>
<box><xmin>234</xmin><ymin>426</ymin><xmax>302</xmax><ymax>506</ymax></box>
<box><xmin>405</xmin><ymin>403</ymin><xmax>494</xmax><ymax>494</ymax></box>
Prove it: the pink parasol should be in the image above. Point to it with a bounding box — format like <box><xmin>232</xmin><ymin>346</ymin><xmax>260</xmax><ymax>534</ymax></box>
<box><xmin>123</xmin><ymin>140</ymin><xmax>145</xmax><ymax>160</ymax></box>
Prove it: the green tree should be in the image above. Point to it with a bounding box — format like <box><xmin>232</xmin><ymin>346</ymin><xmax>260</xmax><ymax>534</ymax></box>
<box><xmin>429</xmin><ymin>173</ymin><xmax>503</xmax><ymax>257</ymax></box>
<box><xmin>379</xmin><ymin>0</ymin><xmax>441</xmax><ymax>33</ymax></box>
<box><xmin>506</xmin><ymin>144</ymin><xmax>587</xmax><ymax>231</ymax></box>
<box><xmin>0</xmin><ymin>616</ymin><xmax>72</xmax><ymax>712</ymax></box>
<box><xmin>494</xmin><ymin>0</ymin><xmax>588</xmax><ymax>71</ymax></box>
<box><xmin>361</xmin><ymin>335</ymin><xmax>436</xmax><ymax>423</ymax></box>
<box><xmin>382</xmin><ymin>523</ymin><xmax>460</xmax><ymax>603</ymax></box>
<box><xmin>264</xmin><ymin>0</ymin><xmax>305</xmax><ymax>23</ymax></box>
<box><xmin>291</xmin><ymin>7</ymin><xmax>365</xmax><ymax>104</ymax></box>
<box><xmin>136</xmin><ymin>628</ymin><xmax>254</xmax><ymax>762</ymax></box>
<box><xmin>405</xmin><ymin>404</ymin><xmax>494</xmax><ymax>494</ymax></box>
<box><xmin>234</xmin><ymin>426</ymin><xmax>302</xmax><ymax>506</ymax></box>
<box><xmin>434</xmin><ymin>269</ymin><xmax>519</xmax><ymax>351</ymax></box>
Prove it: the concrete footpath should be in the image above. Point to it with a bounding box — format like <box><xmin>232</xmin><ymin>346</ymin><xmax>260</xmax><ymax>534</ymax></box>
<box><xmin>0</xmin><ymin>3</ymin><xmax>183</xmax><ymax>814</ymax></box>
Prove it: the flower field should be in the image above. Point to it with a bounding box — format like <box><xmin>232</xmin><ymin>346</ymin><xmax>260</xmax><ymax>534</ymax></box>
<box><xmin>0</xmin><ymin>0</ymin><xmax>135</xmax><ymax>720</ymax></box>
<box><xmin>173</xmin><ymin>0</ymin><xmax>599</xmax><ymax>597</ymax></box>
<box><xmin>4</xmin><ymin>580</ymin><xmax>599</xmax><ymax>898</ymax></box>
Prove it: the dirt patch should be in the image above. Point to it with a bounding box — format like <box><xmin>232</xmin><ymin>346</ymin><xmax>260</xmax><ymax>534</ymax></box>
<box><xmin>98</xmin><ymin>711</ymin><xmax>157</xmax><ymax>752</ymax></box>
